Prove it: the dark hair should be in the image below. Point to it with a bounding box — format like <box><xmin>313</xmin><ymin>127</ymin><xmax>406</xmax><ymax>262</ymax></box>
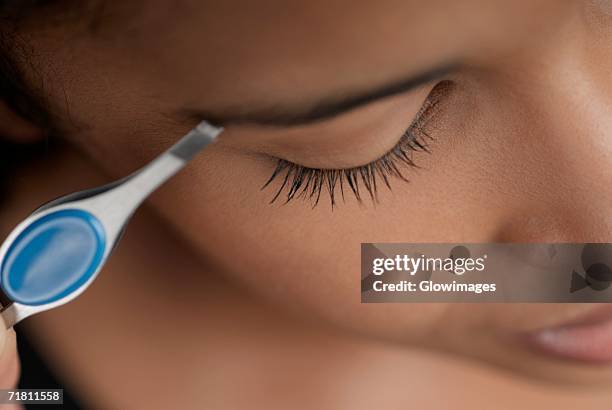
<box><xmin>1</xmin><ymin>0</ymin><xmax>105</xmax><ymax>133</ymax></box>
<box><xmin>0</xmin><ymin>2</ymin><xmax>60</xmax><ymax>194</ymax></box>
<box><xmin>0</xmin><ymin>1</ymin><xmax>59</xmax><ymax>129</ymax></box>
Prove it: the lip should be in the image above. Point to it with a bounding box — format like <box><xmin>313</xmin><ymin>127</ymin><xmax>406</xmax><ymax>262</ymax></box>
<box><xmin>525</xmin><ymin>306</ymin><xmax>612</xmax><ymax>364</ymax></box>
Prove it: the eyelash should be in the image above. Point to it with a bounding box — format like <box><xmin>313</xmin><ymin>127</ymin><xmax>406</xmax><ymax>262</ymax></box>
<box><xmin>261</xmin><ymin>85</ymin><xmax>443</xmax><ymax>209</ymax></box>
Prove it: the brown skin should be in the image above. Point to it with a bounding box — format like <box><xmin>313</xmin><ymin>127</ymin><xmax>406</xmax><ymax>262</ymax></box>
<box><xmin>1</xmin><ymin>0</ymin><xmax>612</xmax><ymax>408</ymax></box>
<box><xmin>0</xmin><ymin>324</ymin><xmax>19</xmax><ymax>409</ymax></box>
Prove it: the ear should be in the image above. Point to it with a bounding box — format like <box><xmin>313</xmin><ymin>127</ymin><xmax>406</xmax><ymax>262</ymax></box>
<box><xmin>0</xmin><ymin>100</ymin><xmax>44</xmax><ymax>142</ymax></box>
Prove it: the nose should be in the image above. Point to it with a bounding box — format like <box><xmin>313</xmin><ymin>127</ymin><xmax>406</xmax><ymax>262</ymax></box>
<box><xmin>490</xmin><ymin>35</ymin><xmax>612</xmax><ymax>242</ymax></box>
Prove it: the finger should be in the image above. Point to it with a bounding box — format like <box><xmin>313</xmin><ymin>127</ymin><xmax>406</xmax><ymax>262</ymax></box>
<box><xmin>0</xmin><ymin>325</ymin><xmax>20</xmax><ymax>389</ymax></box>
<box><xmin>0</xmin><ymin>316</ymin><xmax>21</xmax><ymax>409</ymax></box>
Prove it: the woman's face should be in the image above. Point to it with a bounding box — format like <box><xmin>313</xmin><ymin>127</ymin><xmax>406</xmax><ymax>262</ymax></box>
<box><xmin>11</xmin><ymin>0</ymin><xmax>612</xmax><ymax>383</ymax></box>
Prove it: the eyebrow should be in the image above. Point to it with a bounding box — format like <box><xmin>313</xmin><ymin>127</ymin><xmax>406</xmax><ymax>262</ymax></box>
<box><xmin>180</xmin><ymin>62</ymin><xmax>456</xmax><ymax>127</ymax></box>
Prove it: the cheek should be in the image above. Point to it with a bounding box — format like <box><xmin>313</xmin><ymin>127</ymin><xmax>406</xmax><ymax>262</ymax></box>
<box><xmin>148</xmin><ymin>149</ymin><xmax>450</xmax><ymax>340</ymax></box>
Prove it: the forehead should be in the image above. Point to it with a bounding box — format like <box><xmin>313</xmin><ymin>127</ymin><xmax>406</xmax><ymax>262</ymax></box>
<box><xmin>18</xmin><ymin>0</ymin><xmax>568</xmax><ymax>133</ymax></box>
<box><xmin>89</xmin><ymin>0</ymin><xmax>565</xmax><ymax>95</ymax></box>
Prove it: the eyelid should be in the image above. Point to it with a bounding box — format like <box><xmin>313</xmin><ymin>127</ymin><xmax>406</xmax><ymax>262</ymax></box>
<box><xmin>219</xmin><ymin>81</ymin><xmax>438</xmax><ymax>170</ymax></box>
<box><xmin>261</xmin><ymin>81</ymin><xmax>452</xmax><ymax>208</ymax></box>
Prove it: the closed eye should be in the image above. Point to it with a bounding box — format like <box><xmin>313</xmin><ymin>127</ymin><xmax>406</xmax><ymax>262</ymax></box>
<box><xmin>261</xmin><ymin>81</ymin><xmax>451</xmax><ymax>208</ymax></box>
